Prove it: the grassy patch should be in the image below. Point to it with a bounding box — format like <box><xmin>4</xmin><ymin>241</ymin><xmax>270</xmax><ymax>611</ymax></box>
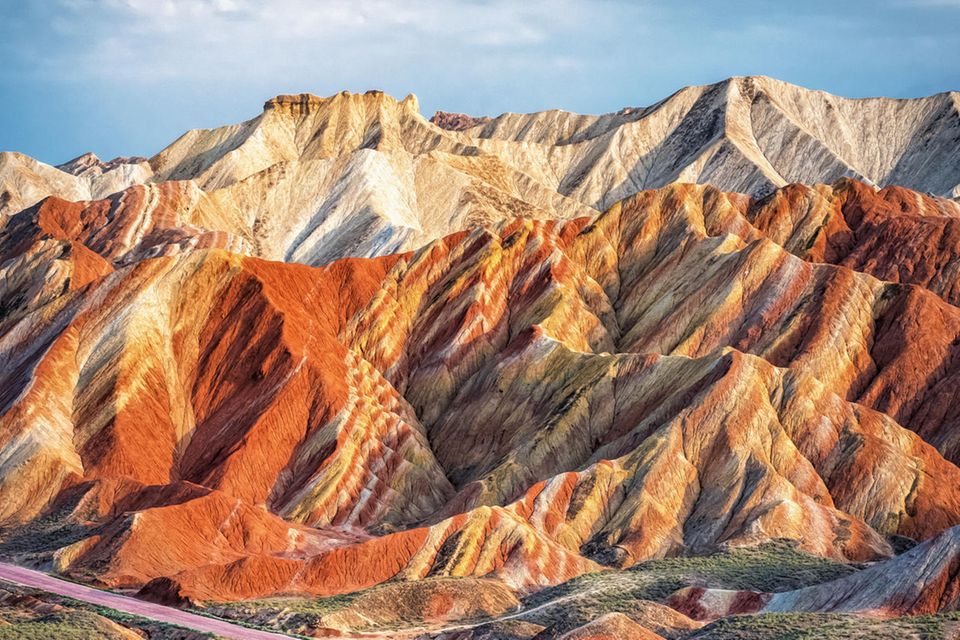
<box><xmin>514</xmin><ymin>540</ymin><xmax>858</xmax><ymax>633</ymax></box>
<box><xmin>627</xmin><ymin>539</ymin><xmax>860</xmax><ymax>594</ymax></box>
<box><xmin>0</xmin><ymin>611</ymin><xmax>118</xmax><ymax>640</ymax></box>
<box><xmin>206</xmin><ymin>588</ymin><xmax>370</xmax><ymax>637</ymax></box>
<box><xmin>0</xmin><ymin>498</ymin><xmax>93</xmax><ymax>559</ymax></box>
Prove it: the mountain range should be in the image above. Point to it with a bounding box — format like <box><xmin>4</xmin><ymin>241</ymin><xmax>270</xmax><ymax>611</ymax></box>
<box><xmin>3</xmin><ymin>76</ymin><xmax>959</xmax><ymax>265</ymax></box>
<box><xmin>3</xmin><ymin>76</ymin><xmax>960</xmax><ymax>639</ymax></box>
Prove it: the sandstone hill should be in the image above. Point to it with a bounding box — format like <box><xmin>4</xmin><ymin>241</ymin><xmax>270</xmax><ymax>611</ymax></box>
<box><xmin>4</xmin><ymin>180</ymin><xmax>960</xmax><ymax>610</ymax></box>
<box><xmin>666</xmin><ymin>523</ymin><xmax>960</xmax><ymax>622</ymax></box>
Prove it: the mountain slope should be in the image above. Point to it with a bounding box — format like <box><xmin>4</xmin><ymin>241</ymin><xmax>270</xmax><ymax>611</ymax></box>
<box><xmin>667</xmin><ymin>523</ymin><xmax>960</xmax><ymax>621</ymax></box>
<box><xmin>765</xmin><ymin>524</ymin><xmax>960</xmax><ymax>616</ymax></box>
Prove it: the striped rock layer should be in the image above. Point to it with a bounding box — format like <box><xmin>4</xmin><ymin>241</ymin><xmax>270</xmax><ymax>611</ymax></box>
<box><xmin>4</xmin><ymin>180</ymin><xmax>960</xmax><ymax>611</ymax></box>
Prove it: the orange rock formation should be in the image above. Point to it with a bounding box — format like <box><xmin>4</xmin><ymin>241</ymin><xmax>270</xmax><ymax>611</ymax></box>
<box><xmin>3</xmin><ymin>179</ymin><xmax>960</xmax><ymax>618</ymax></box>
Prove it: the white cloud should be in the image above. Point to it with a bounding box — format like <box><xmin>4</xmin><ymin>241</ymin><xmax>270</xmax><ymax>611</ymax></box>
<box><xmin>41</xmin><ymin>0</ymin><xmax>613</xmax><ymax>87</ymax></box>
<box><xmin>4</xmin><ymin>0</ymin><xmax>957</xmax><ymax>164</ymax></box>
<box><xmin>71</xmin><ymin>0</ymin><xmax>584</xmax><ymax>45</ymax></box>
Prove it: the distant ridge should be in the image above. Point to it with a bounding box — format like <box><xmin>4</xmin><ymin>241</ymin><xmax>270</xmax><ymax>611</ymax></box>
<box><xmin>1</xmin><ymin>76</ymin><xmax>957</xmax><ymax>261</ymax></box>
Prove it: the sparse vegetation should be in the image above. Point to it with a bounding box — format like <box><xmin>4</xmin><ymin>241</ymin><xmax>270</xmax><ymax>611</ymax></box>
<box><xmin>0</xmin><ymin>495</ymin><xmax>94</xmax><ymax>560</ymax></box>
<box><xmin>209</xmin><ymin>575</ymin><xmax>517</xmax><ymax>635</ymax></box>
<box><xmin>628</xmin><ymin>539</ymin><xmax>861</xmax><ymax>593</ymax></box>
<box><xmin>0</xmin><ymin>610</ymin><xmax>124</xmax><ymax>640</ymax></box>
<box><xmin>688</xmin><ymin>611</ymin><xmax>960</xmax><ymax>640</ymax></box>
<box><xmin>0</xmin><ymin>583</ymin><xmax>216</xmax><ymax>640</ymax></box>
<box><xmin>207</xmin><ymin>541</ymin><xmax>868</xmax><ymax>638</ymax></box>
<box><xmin>208</xmin><ymin>588</ymin><xmax>360</xmax><ymax>635</ymax></box>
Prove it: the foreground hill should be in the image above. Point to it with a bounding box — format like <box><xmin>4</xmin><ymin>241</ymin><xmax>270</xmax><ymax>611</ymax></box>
<box><xmin>3</xmin><ymin>179</ymin><xmax>960</xmax><ymax>625</ymax></box>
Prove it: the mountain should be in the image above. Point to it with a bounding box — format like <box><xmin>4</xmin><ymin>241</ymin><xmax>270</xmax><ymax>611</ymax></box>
<box><xmin>2</xmin><ymin>77</ymin><xmax>959</xmax><ymax>265</ymax></box>
<box><xmin>453</xmin><ymin>76</ymin><xmax>960</xmax><ymax>207</ymax></box>
<box><xmin>0</xmin><ymin>152</ymin><xmax>150</xmax><ymax>219</ymax></box>
<box><xmin>2</xmin><ymin>91</ymin><xmax>593</xmax><ymax>264</ymax></box>
<box><xmin>3</xmin><ymin>79</ymin><xmax>960</xmax><ymax>638</ymax></box>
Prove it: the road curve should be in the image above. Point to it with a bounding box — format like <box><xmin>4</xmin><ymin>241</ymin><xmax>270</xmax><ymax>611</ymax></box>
<box><xmin>0</xmin><ymin>561</ymin><xmax>296</xmax><ymax>640</ymax></box>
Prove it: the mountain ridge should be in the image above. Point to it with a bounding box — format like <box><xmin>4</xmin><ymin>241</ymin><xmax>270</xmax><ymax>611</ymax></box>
<box><xmin>3</xmin><ymin>76</ymin><xmax>958</xmax><ymax>260</ymax></box>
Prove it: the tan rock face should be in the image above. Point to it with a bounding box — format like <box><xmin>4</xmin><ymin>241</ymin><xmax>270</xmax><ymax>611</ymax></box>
<box><xmin>4</xmin><ymin>178</ymin><xmax>960</xmax><ymax>610</ymax></box>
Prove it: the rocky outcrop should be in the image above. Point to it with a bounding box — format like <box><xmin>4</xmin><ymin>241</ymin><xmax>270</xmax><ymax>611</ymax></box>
<box><xmin>556</xmin><ymin>613</ymin><xmax>665</xmax><ymax>640</ymax></box>
<box><xmin>665</xmin><ymin>587</ymin><xmax>770</xmax><ymax>621</ymax></box>
<box><xmin>262</xmin><ymin>92</ymin><xmax>328</xmax><ymax>113</ymax></box>
<box><xmin>431</xmin><ymin>111</ymin><xmax>493</xmax><ymax>131</ymax></box>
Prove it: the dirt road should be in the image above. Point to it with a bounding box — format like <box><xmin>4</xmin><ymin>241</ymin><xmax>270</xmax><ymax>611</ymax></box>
<box><xmin>0</xmin><ymin>561</ymin><xmax>297</xmax><ymax>639</ymax></box>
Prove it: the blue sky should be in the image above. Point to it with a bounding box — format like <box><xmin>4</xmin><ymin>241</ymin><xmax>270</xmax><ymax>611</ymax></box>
<box><xmin>1</xmin><ymin>0</ymin><xmax>958</xmax><ymax>164</ymax></box>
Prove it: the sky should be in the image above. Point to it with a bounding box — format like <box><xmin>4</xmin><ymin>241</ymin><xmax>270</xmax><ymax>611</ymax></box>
<box><xmin>1</xmin><ymin>0</ymin><xmax>958</xmax><ymax>165</ymax></box>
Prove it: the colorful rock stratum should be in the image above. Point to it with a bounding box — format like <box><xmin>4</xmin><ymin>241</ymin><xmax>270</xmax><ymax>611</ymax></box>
<box><xmin>2</xmin><ymin>77</ymin><xmax>960</xmax><ymax>639</ymax></box>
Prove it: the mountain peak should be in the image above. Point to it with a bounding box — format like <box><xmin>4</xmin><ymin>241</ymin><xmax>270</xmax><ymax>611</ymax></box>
<box><xmin>56</xmin><ymin>151</ymin><xmax>148</xmax><ymax>176</ymax></box>
<box><xmin>263</xmin><ymin>90</ymin><xmax>421</xmax><ymax>116</ymax></box>
<box><xmin>56</xmin><ymin>151</ymin><xmax>103</xmax><ymax>175</ymax></box>
<box><xmin>430</xmin><ymin>111</ymin><xmax>492</xmax><ymax>131</ymax></box>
